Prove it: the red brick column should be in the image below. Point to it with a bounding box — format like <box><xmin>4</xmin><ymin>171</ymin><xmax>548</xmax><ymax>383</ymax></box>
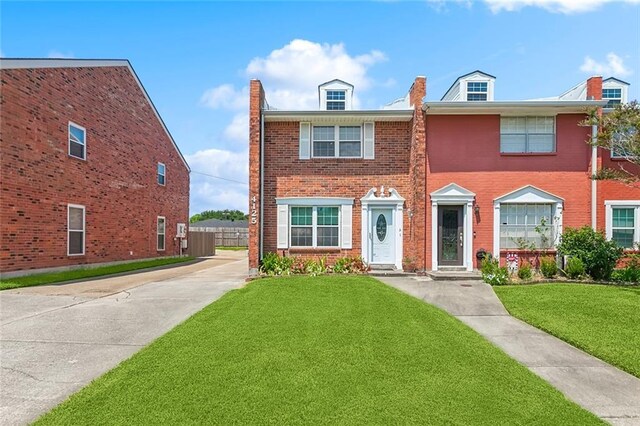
<box><xmin>407</xmin><ymin>77</ymin><xmax>427</xmax><ymax>272</ymax></box>
<box><xmin>248</xmin><ymin>80</ymin><xmax>264</xmax><ymax>274</ymax></box>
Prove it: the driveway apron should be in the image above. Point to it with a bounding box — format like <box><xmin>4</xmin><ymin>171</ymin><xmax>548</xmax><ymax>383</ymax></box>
<box><xmin>0</xmin><ymin>255</ymin><xmax>247</xmax><ymax>426</ymax></box>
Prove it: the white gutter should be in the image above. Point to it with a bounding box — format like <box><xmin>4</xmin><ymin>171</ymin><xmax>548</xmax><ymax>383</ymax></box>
<box><xmin>591</xmin><ymin>124</ymin><xmax>598</xmax><ymax>228</ymax></box>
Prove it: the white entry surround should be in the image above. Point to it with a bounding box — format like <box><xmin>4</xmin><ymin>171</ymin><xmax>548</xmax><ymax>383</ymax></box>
<box><xmin>360</xmin><ymin>187</ymin><xmax>405</xmax><ymax>269</ymax></box>
<box><xmin>430</xmin><ymin>183</ymin><xmax>476</xmax><ymax>271</ymax></box>
<box><xmin>492</xmin><ymin>185</ymin><xmax>564</xmax><ymax>258</ymax></box>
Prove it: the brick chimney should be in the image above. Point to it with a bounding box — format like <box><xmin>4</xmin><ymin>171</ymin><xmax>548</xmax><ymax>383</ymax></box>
<box><xmin>586</xmin><ymin>76</ymin><xmax>603</xmax><ymax>100</ymax></box>
<box><xmin>408</xmin><ymin>76</ymin><xmax>427</xmax><ymax>272</ymax></box>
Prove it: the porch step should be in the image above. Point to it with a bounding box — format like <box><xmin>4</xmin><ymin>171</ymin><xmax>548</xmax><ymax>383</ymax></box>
<box><xmin>425</xmin><ymin>270</ymin><xmax>482</xmax><ymax>281</ymax></box>
<box><xmin>368</xmin><ymin>270</ymin><xmax>417</xmax><ymax>277</ymax></box>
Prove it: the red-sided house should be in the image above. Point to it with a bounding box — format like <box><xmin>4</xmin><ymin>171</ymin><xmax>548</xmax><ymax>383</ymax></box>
<box><xmin>248</xmin><ymin>71</ymin><xmax>636</xmax><ymax>274</ymax></box>
<box><xmin>0</xmin><ymin>59</ymin><xmax>190</xmax><ymax>276</ymax></box>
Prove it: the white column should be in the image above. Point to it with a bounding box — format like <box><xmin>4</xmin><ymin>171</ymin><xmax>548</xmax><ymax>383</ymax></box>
<box><xmin>431</xmin><ymin>202</ymin><xmax>438</xmax><ymax>271</ymax></box>
<box><xmin>493</xmin><ymin>203</ymin><xmax>501</xmax><ymax>258</ymax></box>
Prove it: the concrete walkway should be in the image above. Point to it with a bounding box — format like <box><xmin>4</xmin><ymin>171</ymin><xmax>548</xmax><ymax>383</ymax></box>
<box><xmin>0</xmin><ymin>254</ymin><xmax>248</xmax><ymax>425</ymax></box>
<box><xmin>377</xmin><ymin>276</ymin><xmax>640</xmax><ymax>426</ymax></box>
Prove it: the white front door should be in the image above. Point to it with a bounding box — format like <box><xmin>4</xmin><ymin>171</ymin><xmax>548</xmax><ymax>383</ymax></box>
<box><xmin>371</xmin><ymin>208</ymin><xmax>395</xmax><ymax>264</ymax></box>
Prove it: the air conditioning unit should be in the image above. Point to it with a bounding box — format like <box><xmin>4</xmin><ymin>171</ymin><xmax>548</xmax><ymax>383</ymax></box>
<box><xmin>176</xmin><ymin>223</ymin><xmax>187</xmax><ymax>238</ymax></box>
<box><xmin>181</xmin><ymin>239</ymin><xmax>188</xmax><ymax>249</ymax></box>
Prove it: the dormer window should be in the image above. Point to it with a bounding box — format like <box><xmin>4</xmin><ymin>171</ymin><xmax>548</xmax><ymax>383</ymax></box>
<box><xmin>603</xmin><ymin>88</ymin><xmax>622</xmax><ymax>108</ymax></box>
<box><xmin>326</xmin><ymin>90</ymin><xmax>346</xmax><ymax>110</ymax></box>
<box><xmin>467</xmin><ymin>82</ymin><xmax>488</xmax><ymax>101</ymax></box>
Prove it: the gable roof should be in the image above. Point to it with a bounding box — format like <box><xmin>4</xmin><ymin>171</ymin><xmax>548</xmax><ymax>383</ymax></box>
<box><xmin>190</xmin><ymin>218</ymin><xmax>249</xmax><ymax>229</ymax></box>
<box><xmin>318</xmin><ymin>78</ymin><xmax>354</xmax><ymax>89</ymax></box>
<box><xmin>441</xmin><ymin>70</ymin><xmax>496</xmax><ymax>101</ymax></box>
<box><xmin>0</xmin><ymin>58</ymin><xmax>190</xmax><ymax>172</ymax></box>
<box><xmin>603</xmin><ymin>77</ymin><xmax>630</xmax><ymax>86</ymax></box>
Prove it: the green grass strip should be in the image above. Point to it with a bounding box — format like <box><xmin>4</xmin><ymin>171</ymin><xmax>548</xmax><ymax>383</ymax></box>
<box><xmin>0</xmin><ymin>257</ymin><xmax>194</xmax><ymax>291</ymax></box>
<box><xmin>36</xmin><ymin>276</ymin><xmax>599</xmax><ymax>425</ymax></box>
<box><xmin>495</xmin><ymin>284</ymin><xmax>640</xmax><ymax>378</ymax></box>
<box><xmin>216</xmin><ymin>246</ymin><xmax>248</xmax><ymax>251</ymax></box>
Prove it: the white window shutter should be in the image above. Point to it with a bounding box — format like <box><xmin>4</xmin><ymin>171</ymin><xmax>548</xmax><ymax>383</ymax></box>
<box><xmin>277</xmin><ymin>205</ymin><xmax>289</xmax><ymax>249</ymax></box>
<box><xmin>299</xmin><ymin>122</ymin><xmax>311</xmax><ymax>159</ymax></box>
<box><xmin>341</xmin><ymin>204</ymin><xmax>353</xmax><ymax>249</ymax></box>
<box><xmin>363</xmin><ymin>122</ymin><xmax>375</xmax><ymax>159</ymax></box>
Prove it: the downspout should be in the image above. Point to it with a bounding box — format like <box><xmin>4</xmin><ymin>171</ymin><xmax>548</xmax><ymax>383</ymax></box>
<box><xmin>259</xmin><ymin>111</ymin><xmax>265</xmax><ymax>261</ymax></box>
<box><xmin>591</xmin><ymin>124</ymin><xmax>598</xmax><ymax>229</ymax></box>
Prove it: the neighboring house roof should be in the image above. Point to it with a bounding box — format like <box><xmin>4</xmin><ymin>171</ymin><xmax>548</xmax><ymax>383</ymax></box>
<box><xmin>190</xmin><ymin>219</ymin><xmax>249</xmax><ymax>228</ymax></box>
<box><xmin>0</xmin><ymin>58</ymin><xmax>190</xmax><ymax>172</ymax></box>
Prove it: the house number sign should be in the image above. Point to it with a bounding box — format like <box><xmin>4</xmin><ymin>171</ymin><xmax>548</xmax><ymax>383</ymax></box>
<box><xmin>250</xmin><ymin>195</ymin><xmax>258</xmax><ymax>225</ymax></box>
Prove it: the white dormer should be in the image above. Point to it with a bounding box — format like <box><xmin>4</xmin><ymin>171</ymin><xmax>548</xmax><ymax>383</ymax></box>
<box><xmin>603</xmin><ymin>77</ymin><xmax>630</xmax><ymax>108</ymax></box>
<box><xmin>318</xmin><ymin>79</ymin><xmax>354</xmax><ymax>110</ymax></box>
<box><xmin>441</xmin><ymin>70</ymin><xmax>496</xmax><ymax>102</ymax></box>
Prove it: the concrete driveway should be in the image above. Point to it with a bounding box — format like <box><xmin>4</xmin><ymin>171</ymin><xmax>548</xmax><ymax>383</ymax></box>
<box><xmin>0</xmin><ymin>252</ymin><xmax>248</xmax><ymax>425</ymax></box>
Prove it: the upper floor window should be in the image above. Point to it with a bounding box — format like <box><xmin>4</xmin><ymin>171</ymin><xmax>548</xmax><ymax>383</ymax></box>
<box><xmin>157</xmin><ymin>162</ymin><xmax>166</xmax><ymax>186</ymax></box>
<box><xmin>467</xmin><ymin>82</ymin><xmax>488</xmax><ymax>101</ymax></box>
<box><xmin>68</xmin><ymin>122</ymin><xmax>86</xmax><ymax>160</ymax></box>
<box><xmin>500</xmin><ymin>116</ymin><xmax>555</xmax><ymax>153</ymax></box>
<box><xmin>603</xmin><ymin>88</ymin><xmax>622</xmax><ymax>108</ymax></box>
<box><xmin>312</xmin><ymin>125</ymin><xmax>361</xmax><ymax>158</ymax></box>
<box><xmin>326</xmin><ymin>90</ymin><xmax>346</xmax><ymax>110</ymax></box>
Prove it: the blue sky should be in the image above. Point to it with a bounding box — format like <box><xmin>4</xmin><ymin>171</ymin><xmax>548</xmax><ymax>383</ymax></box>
<box><xmin>2</xmin><ymin>1</ymin><xmax>639</xmax><ymax>215</ymax></box>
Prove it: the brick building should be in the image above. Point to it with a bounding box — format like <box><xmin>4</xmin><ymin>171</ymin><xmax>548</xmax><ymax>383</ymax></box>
<box><xmin>248</xmin><ymin>71</ymin><xmax>635</xmax><ymax>274</ymax></box>
<box><xmin>1</xmin><ymin>59</ymin><xmax>190</xmax><ymax>276</ymax></box>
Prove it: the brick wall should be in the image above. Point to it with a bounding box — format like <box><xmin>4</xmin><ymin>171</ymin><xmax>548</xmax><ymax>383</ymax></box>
<box><xmin>0</xmin><ymin>66</ymin><xmax>190</xmax><ymax>273</ymax></box>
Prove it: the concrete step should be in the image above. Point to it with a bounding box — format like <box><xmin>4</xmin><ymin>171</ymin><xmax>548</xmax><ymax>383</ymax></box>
<box><xmin>425</xmin><ymin>270</ymin><xmax>482</xmax><ymax>281</ymax></box>
<box><xmin>368</xmin><ymin>270</ymin><xmax>417</xmax><ymax>277</ymax></box>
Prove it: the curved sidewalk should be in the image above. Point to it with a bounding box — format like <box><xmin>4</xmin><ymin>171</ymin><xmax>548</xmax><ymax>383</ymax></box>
<box><xmin>377</xmin><ymin>276</ymin><xmax>640</xmax><ymax>426</ymax></box>
<box><xmin>0</xmin><ymin>254</ymin><xmax>248</xmax><ymax>425</ymax></box>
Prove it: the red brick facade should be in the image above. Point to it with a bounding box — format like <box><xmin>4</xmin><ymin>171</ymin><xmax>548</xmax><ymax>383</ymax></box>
<box><xmin>0</xmin><ymin>61</ymin><xmax>190</xmax><ymax>274</ymax></box>
<box><xmin>250</xmin><ymin>74</ymin><xmax>637</xmax><ymax>273</ymax></box>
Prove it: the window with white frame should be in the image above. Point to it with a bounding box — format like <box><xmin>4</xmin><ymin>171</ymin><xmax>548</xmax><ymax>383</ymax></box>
<box><xmin>69</xmin><ymin>122</ymin><xmax>86</xmax><ymax>160</ymax></box>
<box><xmin>326</xmin><ymin>90</ymin><xmax>346</xmax><ymax>110</ymax></box>
<box><xmin>157</xmin><ymin>162</ymin><xmax>166</xmax><ymax>185</ymax></box>
<box><xmin>312</xmin><ymin>125</ymin><xmax>362</xmax><ymax>158</ymax></box>
<box><xmin>603</xmin><ymin>88</ymin><xmax>622</xmax><ymax>108</ymax></box>
<box><xmin>500</xmin><ymin>204</ymin><xmax>553</xmax><ymax>249</ymax></box>
<box><xmin>611</xmin><ymin>207</ymin><xmax>636</xmax><ymax>248</ymax></box>
<box><xmin>467</xmin><ymin>82</ymin><xmax>488</xmax><ymax>101</ymax></box>
<box><xmin>501</xmin><ymin>117</ymin><xmax>555</xmax><ymax>153</ymax></box>
<box><xmin>68</xmin><ymin>204</ymin><xmax>85</xmax><ymax>255</ymax></box>
<box><xmin>157</xmin><ymin>216</ymin><xmax>166</xmax><ymax>251</ymax></box>
<box><xmin>290</xmin><ymin>206</ymin><xmax>339</xmax><ymax>247</ymax></box>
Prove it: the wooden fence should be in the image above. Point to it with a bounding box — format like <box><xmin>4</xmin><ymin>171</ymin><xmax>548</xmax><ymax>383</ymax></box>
<box><xmin>189</xmin><ymin>227</ymin><xmax>248</xmax><ymax>248</ymax></box>
<box><xmin>187</xmin><ymin>231</ymin><xmax>216</xmax><ymax>257</ymax></box>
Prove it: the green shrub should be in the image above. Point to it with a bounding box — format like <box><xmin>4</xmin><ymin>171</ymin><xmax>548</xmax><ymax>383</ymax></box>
<box><xmin>260</xmin><ymin>252</ymin><xmax>293</xmax><ymax>275</ymax></box>
<box><xmin>517</xmin><ymin>263</ymin><xmax>532</xmax><ymax>280</ymax></box>
<box><xmin>481</xmin><ymin>255</ymin><xmax>510</xmax><ymax>286</ymax></box>
<box><xmin>540</xmin><ymin>256</ymin><xmax>558</xmax><ymax>278</ymax></box>
<box><xmin>558</xmin><ymin>226</ymin><xmax>623</xmax><ymax>280</ymax></box>
<box><xmin>333</xmin><ymin>256</ymin><xmax>368</xmax><ymax>274</ymax></box>
<box><xmin>611</xmin><ymin>255</ymin><xmax>640</xmax><ymax>283</ymax></box>
<box><xmin>564</xmin><ymin>257</ymin><xmax>585</xmax><ymax>279</ymax></box>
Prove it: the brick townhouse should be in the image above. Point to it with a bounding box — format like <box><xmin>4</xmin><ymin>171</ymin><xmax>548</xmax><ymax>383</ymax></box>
<box><xmin>0</xmin><ymin>59</ymin><xmax>190</xmax><ymax>276</ymax></box>
<box><xmin>248</xmin><ymin>71</ymin><xmax>634</xmax><ymax>274</ymax></box>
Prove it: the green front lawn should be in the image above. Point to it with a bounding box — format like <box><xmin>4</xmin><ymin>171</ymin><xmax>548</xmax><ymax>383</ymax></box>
<box><xmin>495</xmin><ymin>284</ymin><xmax>640</xmax><ymax>378</ymax></box>
<box><xmin>0</xmin><ymin>257</ymin><xmax>194</xmax><ymax>291</ymax></box>
<box><xmin>37</xmin><ymin>276</ymin><xmax>598</xmax><ymax>425</ymax></box>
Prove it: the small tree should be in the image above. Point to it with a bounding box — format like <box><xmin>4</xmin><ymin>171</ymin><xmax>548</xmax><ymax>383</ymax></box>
<box><xmin>583</xmin><ymin>101</ymin><xmax>640</xmax><ymax>183</ymax></box>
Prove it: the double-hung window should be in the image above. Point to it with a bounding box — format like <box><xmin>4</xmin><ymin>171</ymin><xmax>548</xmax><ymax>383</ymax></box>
<box><xmin>603</xmin><ymin>88</ymin><xmax>622</xmax><ymax>108</ymax></box>
<box><xmin>69</xmin><ymin>122</ymin><xmax>86</xmax><ymax>160</ymax></box>
<box><xmin>290</xmin><ymin>206</ymin><xmax>339</xmax><ymax>247</ymax></box>
<box><xmin>501</xmin><ymin>117</ymin><xmax>555</xmax><ymax>153</ymax></box>
<box><xmin>500</xmin><ymin>204</ymin><xmax>553</xmax><ymax>249</ymax></box>
<box><xmin>68</xmin><ymin>204</ymin><xmax>85</xmax><ymax>256</ymax></box>
<box><xmin>158</xmin><ymin>162</ymin><xmax>166</xmax><ymax>186</ymax></box>
<box><xmin>157</xmin><ymin>216</ymin><xmax>166</xmax><ymax>251</ymax></box>
<box><xmin>467</xmin><ymin>82</ymin><xmax>488</xmax><ymax>101</ymax></box>
<box><xmin>326</xmin><ymin>90</ymin><xmax>346</xmax><ymax>110</ymax></box>
<box><xmin>606</xmin><ymin>203</ymin><xmax>640</xmax><ymax>249</ymax></box>
<box><xmin>312</xmin><ymin>125</ymin><xmax>362</xmax><ymax>158</ymax></box>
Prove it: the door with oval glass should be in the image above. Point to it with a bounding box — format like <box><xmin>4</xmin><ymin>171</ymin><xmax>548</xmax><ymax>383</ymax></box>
<box><xmin>438</xmin><ymin>206</ymin><xmax>463</xmax><ymax>266</ymax></box>
<box><xmin>371</xmin><ymin>208</ymin><xmax>395</xmax><ymax>264</ymax></box>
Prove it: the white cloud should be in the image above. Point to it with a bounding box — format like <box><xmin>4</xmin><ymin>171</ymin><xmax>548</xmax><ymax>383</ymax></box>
<box><xmin>47</xmin><ymin>50</ymin><xmax>74</xmax><ymax>59</ymax></box>
<box><xmin>186</xmin><ymin>148</ymin><xmax>248</xmax><ymax>213</ymax></box>
<box><xmin>580</xmin><ymin>53</ymin><xmax>632</xmax><ymax>77</ymax></box>
<box><xmin>200</xmin><ymin>84</ymin><xmax>248</xmax><ymax>110</ymax></box>
<box><xmin>223</xmin><ymin>113</ymin><xmax>249</xmax><ymax>142</ymax></box>
<box><xmin>483</xmin><ymin>0</ymin><xmax>639</xmax><ymax>14</ymax></box>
